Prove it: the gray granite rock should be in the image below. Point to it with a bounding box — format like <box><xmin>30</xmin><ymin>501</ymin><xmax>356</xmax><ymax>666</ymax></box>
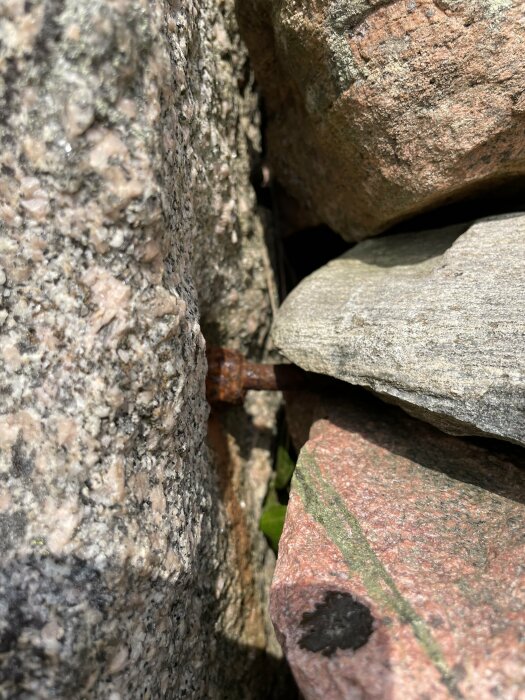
<box><xmin>0</xmin><ymin>0</ymin><xmax>281</xmax><ymax>697</ymax></box>
<box><xmin>272</xmin><ymin>214</ymin><xmax>525</xmax><ymax>446</ymax></box>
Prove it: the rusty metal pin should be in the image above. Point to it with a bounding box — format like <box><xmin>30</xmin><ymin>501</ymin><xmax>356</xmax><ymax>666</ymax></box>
<box><xmin>206</xmin><ymin>346</ymin><xmax>311</xmax><ymax>404</ymax></box>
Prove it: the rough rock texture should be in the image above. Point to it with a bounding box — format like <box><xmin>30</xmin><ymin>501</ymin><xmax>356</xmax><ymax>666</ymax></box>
<box><xmin>271</xmin><ymin>393</ymin><xmax>525</xmax><ymax>700</ymax></box>
<box><xmin>0</xmin><ymin>0</ymin><xmax>282</xmax><ymax>697</ymax></box>
<box><xmin>237</xmin><ymin>0</ymin><xmax>525</xmax><ymax>240</ymax></box>
<box><xmin>273</xmin><ymin>214</ymin><xmax>525</xmax><ymax>446</ymax></box>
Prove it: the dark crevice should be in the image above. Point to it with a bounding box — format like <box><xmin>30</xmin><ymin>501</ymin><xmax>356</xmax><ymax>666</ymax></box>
<box><xmin>256</xmin><ymin>169</ymin><xmax>525</xmax><ymax>298</ymax></box>
<box><xmin>280</xmin><ymin>225</ymin><xmax>350</xmax><ymax>289</ymax></box>
<box><xmin>382</xmin><ymin>174</ymin><xmax>525</xmax><ymax>238</ymax></box>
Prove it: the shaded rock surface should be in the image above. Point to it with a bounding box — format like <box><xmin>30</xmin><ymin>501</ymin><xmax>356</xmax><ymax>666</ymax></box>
<box><xmin>237</xmin><ymin>0</ymin><xmax>525</xmax><ymax>240</ymax></box>
<box><xmin>271</xmin><ymin>393</ymin><xmax>525</xmax><ymax>699</ymax></box>
<box><xmin>273</xmin><ymin>214</ymin><xmax>525</xmax><ymax>446</ymax></box>
<box><xmin>0</xmin><ymin>0</ymin><xmax>282</xmax><ymax>697</ymax></box>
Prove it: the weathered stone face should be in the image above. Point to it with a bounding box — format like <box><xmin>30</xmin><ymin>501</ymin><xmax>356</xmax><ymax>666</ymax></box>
<box><xmin>272</xmin><ymin>214</ymin><xmax>525</xmax><ymax>446</ymax></box>
<box><xmin>237</xmin><ymin>0</ymin><xmax>525</xmax><ymax>239</ymax></box>
<box><xmin>0</xmin><ymin>0</ymin><xmax>280</xmax><ymax>697</ymax></box>
<box><xmin>272</xmin><ymin>393</ymin><xmax>525</xmax><ymax>699</ymax></box>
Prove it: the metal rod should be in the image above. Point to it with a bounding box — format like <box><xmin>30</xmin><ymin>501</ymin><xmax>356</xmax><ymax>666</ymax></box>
<box><xmin>206</xmin><ymin>346</ymin><xmax>311</xmax><ymax>404</ymax></box>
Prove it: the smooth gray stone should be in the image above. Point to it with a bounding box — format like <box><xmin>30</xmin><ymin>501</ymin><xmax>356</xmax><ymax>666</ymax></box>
<box><xmin>273</xmin><ymin>214</ymin><xmax>525</xmax><ymax>446</ymax></box>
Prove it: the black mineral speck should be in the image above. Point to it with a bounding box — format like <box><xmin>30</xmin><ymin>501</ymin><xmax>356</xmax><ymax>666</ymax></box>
<box><xmin>11</xmin><ymin>435</ymin><xmax>35</xmax><ymax>479</ymax></box>
<box><xmin>299</xmin><ymin>591</ymin><xmax>374</xmax><ymax>657</ymax></box>
<box><xmin>0</xmin><ymin>511</ymin><xmax>28</xmax><ymax>553</ymax></box>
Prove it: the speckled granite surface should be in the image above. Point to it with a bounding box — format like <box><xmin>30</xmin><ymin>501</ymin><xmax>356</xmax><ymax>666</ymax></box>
<box><xmin>272</xmin><ymin>394</ymin><xmax>525</xmax><ymax>699</ymax></box>
<box><xmin>0</xmin><ymin>0</ymin><xmax>280</xmax><ymax>697</ymax></box>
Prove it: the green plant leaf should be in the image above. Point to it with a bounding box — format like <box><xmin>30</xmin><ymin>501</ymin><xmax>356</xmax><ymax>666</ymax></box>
<box><xmin>264</xmin><ymin>481</ymin><xmax>280</xmax><ymax>507</ymax></box>
<box><xmin>274</xmin><ymin>445</ymin><xmax>296</xmax><ymax>490</ymax></box>
<box><xmin>259</xmin><ymin>503</ymin><xmax>287</xmax><ymax>552</ymax></box>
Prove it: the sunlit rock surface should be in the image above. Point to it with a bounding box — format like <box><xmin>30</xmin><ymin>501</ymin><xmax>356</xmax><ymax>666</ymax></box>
<box><xmin>273</xmin><ymin>214</ymin><xmax>525</xmax><ymax>445</ymax></box>
<box><xmin>237</xmin><ymin>0</ymin><xmax>525</xmax><ymax>239</ymax></box>
<box><xmin>0</xmin><ymin>0</ymin><xmax>281</xmax><ymax>696</ymax></box>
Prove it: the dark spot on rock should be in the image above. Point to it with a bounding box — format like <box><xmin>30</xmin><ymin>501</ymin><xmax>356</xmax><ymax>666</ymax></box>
<box><xmin>69</xmin><ymin>556</ymin><xmax>114</xmax><ymax>613</ymax></box>
<box><xmin>452</xmin><ymin>663</ymin><xmax>467</xmax><ymax>682</ymax></box>
<box><xmin>0</xmin><ymin>57</ymin><xmax>19</xmax><ymax>122</ymax></box>
<box><xmin>0</xmin><ymin>653</ymin><xmax>24</xmax><ymax>684</ymax></box>
<box><xmin>33</xmin><ymin>0</ymin><xmax>65</xmax><ymax>65</ymax></box>
<box><xmin>16</xmin><ymin>330</ymin><xmax>37</xmax><ymax>354</ymax></box>
<box><xmin>69</xmin><ymin>556</ymin><xmax>102</xmax><ymax>586</ymax></box>
<box><xmin>298</xmin><ymin>591</ymin><xmax>374</xmax><ymax>657</ymax></box>
<box><xmin>429</xmin><ymin>614</ymin><xmax>444</xmax><ymax>629</ymax></box>
<box><xmin>11</xmin><ymin>434</ymin><xmax>35</xmax><ymax>479</ymax></box>
<box><xmin>16</xmin><ymin>340</ymin><xmax>32</xmax><ymax>354</ymax></box>
<box><xmin>0</xmin><ymin>511</ymin><xmax>28</xmax><ymax>553</ymax></box>
<box><xmin>0</xmin><ymin>605</ymin><xmax>24</xmax><ymax>653</ymax></box>
<box><xmin>0</xmin><ymin>560</ymin><xmax>45</xmax><ymax>658</ymax></box>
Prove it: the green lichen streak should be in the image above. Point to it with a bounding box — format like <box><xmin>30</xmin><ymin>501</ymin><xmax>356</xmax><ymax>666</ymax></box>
<box><xmin>294</xmin><ymin>449</ymin><xmax>464</xmax><ymax>699</ymax></box>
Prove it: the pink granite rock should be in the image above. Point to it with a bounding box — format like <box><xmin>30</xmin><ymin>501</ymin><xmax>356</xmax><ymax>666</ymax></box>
<box><xmin>237</xmin><ymin>0</ymin><xmax>525</xmax><ymax>240</ymax></box>
<box><xmin>271</xmin><ymin>394</ymin><xmax>525</xmax><ymax>699</ymax></box>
